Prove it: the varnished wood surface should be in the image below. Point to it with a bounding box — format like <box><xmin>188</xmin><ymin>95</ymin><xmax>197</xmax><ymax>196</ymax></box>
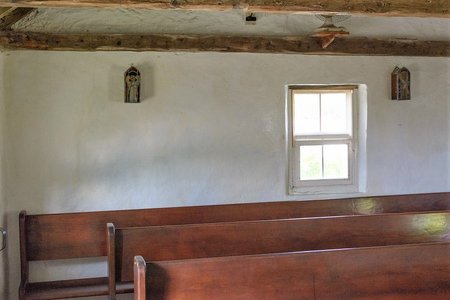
<box><xmin>134</xmin><ymin>256</ymin><xmax>146</xmax><ymax>300</ymax></box>
<box><xmin>19</xmin><ymin>211</ymin><xmax>29</xmax><ymax>291</ymax></box>
<box><xmin>0</xmin><ymin>0</ymin><xmax>448</xmax><ymax>17</ymax></box>
<box><xmin>1</xmin><ymin>31</ymin><xmax>449</xmax><ymax>56</ymax></box>
<box><xmin>19</xmin><ymin>192</ymin><xmax>450</xmax><ymax>299</ymax></box>
<box><xmin>22</xmin><ymin>277</ymin><xmax>132</xmax><ymax>300</ymax></box>
<box><xmin>107</xmin><ymin>223</ymin><xmax>116</xmax><ymax>300</ymax></box>
<box><xmin>116</xmin><ymin>211</ymin><xmax>450</xmax><ymax>281</ymax></box>
<box><xmin>24</xmin><ymin>192</ymin><xmax>450</xmax><ymax>261</ymax></box>
<box><xmin>136</xmin><ymin>242</ymin><xmax>450</xmax><ymax>300</ymax></box>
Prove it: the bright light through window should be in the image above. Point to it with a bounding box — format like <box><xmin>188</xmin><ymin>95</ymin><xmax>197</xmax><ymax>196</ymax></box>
<box><xmin>288</xmin><ymin>86</ymin><xmax>358</xmax><ymax>193</ymax></box>
<box><xmin>294</xmin><ymin>92</ymin><xmax>350</xmax><ymax>136</ymax></box>
<box><xmin>323</xmin><ymin>144</ymin><xmax>348</xmax><ymax>179</ymax></box>
<box><xmin>293</xmin><ymin>93</ymin><xmax>320</xmax><ymax>135</ymax></box>
<box><xmin>299</xmin><ymin>144</ymin><xmax>348</xmax><ymax>180</ymax></box>
<box><xmin>299</xmin><ymin>145</ymin><xmax>322</xmax><ymax>180</ymax></box>
<box><xmin>321</xmin><ymin>93</ymin><xmax>348</xmax><ymax>133</ymax></box>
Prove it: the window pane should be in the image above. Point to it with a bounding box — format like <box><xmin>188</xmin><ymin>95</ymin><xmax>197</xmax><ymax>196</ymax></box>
<box><xmin>321</xmin><ymin>93</ymin><xmax>348</xmax><ymax>134</ymax></box>
<box><xmin>323</xmin><ymin>144</ymin><xmax>348</xmax><ymax>179</ymax></box>
<box><xmin>300</xmin><ymin>145</ymin><xmax>322</xmax><ymax>180</ymax></box>
<box><xmin>294</xmin><ymin>93</ymin><xmax>320</xmax><ymax>135</ymax></box>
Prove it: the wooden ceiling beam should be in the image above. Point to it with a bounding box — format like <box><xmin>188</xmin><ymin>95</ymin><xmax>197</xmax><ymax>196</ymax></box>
<box><xmin>0</xmin><ymin>7</ymin><xmax>16</xmax><ymax>19</ymax></box>
<box><xmin>0</xmin><ymin>0</ymin><xmax>448</xmax><ymax>18</ymax></box>
<box><xmin>0</xmin><ymin>8</ymin><xmax>35</xmax><ymax>30</ymax></box>
<box><xmin>0</xmin><ymin>31</ymin><xmax>448</xmax><ymax>56</ymax></box>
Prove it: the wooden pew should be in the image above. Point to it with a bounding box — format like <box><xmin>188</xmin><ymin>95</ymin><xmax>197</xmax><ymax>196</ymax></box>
<box><xmin>110</xmin><ymin>211</ymin><xmax>450</xmax><ymax>298</ymax></box>
<box><xmin>18</xmin><ymin>192</ymin><xmax>450</xmax><ymax>299</ymax></box>
<box><xmin>134</xmin><ymin>242</ymin><xmax>450</xmax><ymax>300</ymax></box>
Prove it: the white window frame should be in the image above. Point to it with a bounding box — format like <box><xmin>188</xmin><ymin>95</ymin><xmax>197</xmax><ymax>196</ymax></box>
<box><xmin>287</xmin><ymin>85</ymin><xmax>361</xmax><ymax>195</ymax></box>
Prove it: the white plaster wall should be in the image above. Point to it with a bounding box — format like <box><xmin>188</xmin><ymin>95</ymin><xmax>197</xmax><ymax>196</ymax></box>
<box><xmin>2</xmin><ymin>51</ymin><xmax>449</xmax><ymax>299</ymax></box>
<box><xmin>0</xmin><ymin>51</ymin><xmax>8</xmax><ymax>300</ymax></box>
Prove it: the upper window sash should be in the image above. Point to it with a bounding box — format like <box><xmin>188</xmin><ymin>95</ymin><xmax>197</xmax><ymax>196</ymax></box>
<box><xmin>291</xmin><ymin>90</ymin><xmax>353</xmax><ymax>137</ymax></box>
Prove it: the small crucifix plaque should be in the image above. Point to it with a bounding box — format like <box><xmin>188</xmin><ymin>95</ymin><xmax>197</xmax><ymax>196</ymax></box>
<box><xmin>391</xmin><ymin>67</ymin><xmax>411</xmax><ymax>100</ymax></box>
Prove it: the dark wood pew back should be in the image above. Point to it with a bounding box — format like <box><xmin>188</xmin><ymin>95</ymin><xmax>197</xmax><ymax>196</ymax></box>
<box><xmin>134</xmin><ymin>242</ymin><xmax>450</xmax><ymax>300</ymax></box>
<box><xmin>18</xmin><ymin>192</ymin><xmax>450</xmax><ymax>299</ymax></box>
<box><xmin>22</xmin><ymin>192</ymin><xmax>450</xmax><ymax>261</ymax></box>
<box><xmin>113</xmin><ymin>211</ymin><xmax>450</xmax><ymax>283</ymax></box>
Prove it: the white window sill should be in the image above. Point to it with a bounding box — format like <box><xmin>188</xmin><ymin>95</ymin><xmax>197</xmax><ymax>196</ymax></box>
<box><xmin>289</xmin><ymin>181</ymin><xmax>366</xmax><ymax>195</ymax></box>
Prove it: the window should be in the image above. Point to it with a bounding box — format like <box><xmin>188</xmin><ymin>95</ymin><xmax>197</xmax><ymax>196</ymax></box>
<box><xmin>287</xmin><ymin>85</ymin><xmax>363</xmax><ymax>194</ymax></box>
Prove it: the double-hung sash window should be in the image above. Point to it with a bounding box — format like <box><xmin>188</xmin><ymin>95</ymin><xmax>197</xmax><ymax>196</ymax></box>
<box><xmin>288</xmin><ymin>86</ymin><xmax>359</xmax><ymax>194</ymax></box>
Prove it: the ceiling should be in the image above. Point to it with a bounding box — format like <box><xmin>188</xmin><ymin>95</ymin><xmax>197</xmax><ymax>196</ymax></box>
<box><xmin>12</xmin><ymin>8</ymin><xmax>450</xmax><ymax>41</ymax></box>
<box><xmin>0</xmin><ymin>2</ymin><xmax>448</xmax><ymax>55</ymax></box>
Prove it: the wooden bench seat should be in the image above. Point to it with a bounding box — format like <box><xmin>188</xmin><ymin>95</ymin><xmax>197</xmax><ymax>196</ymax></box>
<box><xmin>109</xmin><ymin>210</ymin><xmax>450</xmax><ymax>298</ymax></box>
<box><xmin>20</xmin><ymin>277</ymin><xmax>132</xmax><ymax>300</ymax></box>
<box><xmin>134</xmin><ymin>242</ymin><xmax>450</xmax><ymax>300</ymax></box>
<box><xmin>18</xmin><ymin>192</ymin><xmax>450</xmax><ymax>299</ymax></box>
<box><xmin>22</xmin><ymin>277</ymin><xmax>133</xmax><ymax>300</ymax></box>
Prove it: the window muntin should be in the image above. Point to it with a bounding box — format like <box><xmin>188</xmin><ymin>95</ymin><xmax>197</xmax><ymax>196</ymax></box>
<box><xmin>288</xmin><ymin>86</ymin><xmax>358</xmax><ymax>193</ymax></box>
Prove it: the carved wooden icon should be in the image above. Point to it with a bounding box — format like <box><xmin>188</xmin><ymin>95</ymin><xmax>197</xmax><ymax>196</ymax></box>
<box><xmin>391</xmin><ymin>67</ymin><xmax>411</xmax><ymax>100</ymax></box>
<box><xmin>125</xmin><ymin>66</ymin><xmax>141</xmax><ymax>103</ymax></box>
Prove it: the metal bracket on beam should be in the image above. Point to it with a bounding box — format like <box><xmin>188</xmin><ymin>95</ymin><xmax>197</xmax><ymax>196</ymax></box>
<box><xmin>245</xmin><ymin>12</ymin><xmax>257</xmax><ymax>24</ymax></box>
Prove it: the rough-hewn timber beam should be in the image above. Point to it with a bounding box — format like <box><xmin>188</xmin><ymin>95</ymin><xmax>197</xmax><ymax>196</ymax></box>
<box><xmin>0</xmin><ymin>8</ymin><xmax>34</xmax><ymax>30</ymax></box>
<box><xmin>0</xmin><ymin>0</ymin><xmax>448</xmax><ymax>18</ymax></box>
<box><xmin>0</xmin><ymin>31</ymin><xmax>448</xmax><ymax>56</ymax></box>
<box><xmin>0</xmin><ymin>7</ymin><xmax>15</xmax><ymax>18</ymax></box>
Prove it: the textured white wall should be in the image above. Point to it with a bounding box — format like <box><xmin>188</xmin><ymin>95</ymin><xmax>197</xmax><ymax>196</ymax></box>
<box><xmin>1</xmin><ymin>51</ymin><xmax>449</xmax><ymax>299</ymax></box>
<box><xmin>0</xmin><ymin>52</ymin><xmax>9</xmax><ymax>300</ymax></box>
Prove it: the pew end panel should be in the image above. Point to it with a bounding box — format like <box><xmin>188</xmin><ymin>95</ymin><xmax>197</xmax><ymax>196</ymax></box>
<box><xmin>134</xmin><ymin>256</ymin><xmax>146</xmax><ymax>300</ymax></box>
<box><xmin>107</xmin><ymin>222</ymin><xmax>117</xmax><ymax>300</ymax></box>
<box><xmin>19</xmin><ymin>211</ymin><xmax>29</xmax><ymax>300</ymax></box>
